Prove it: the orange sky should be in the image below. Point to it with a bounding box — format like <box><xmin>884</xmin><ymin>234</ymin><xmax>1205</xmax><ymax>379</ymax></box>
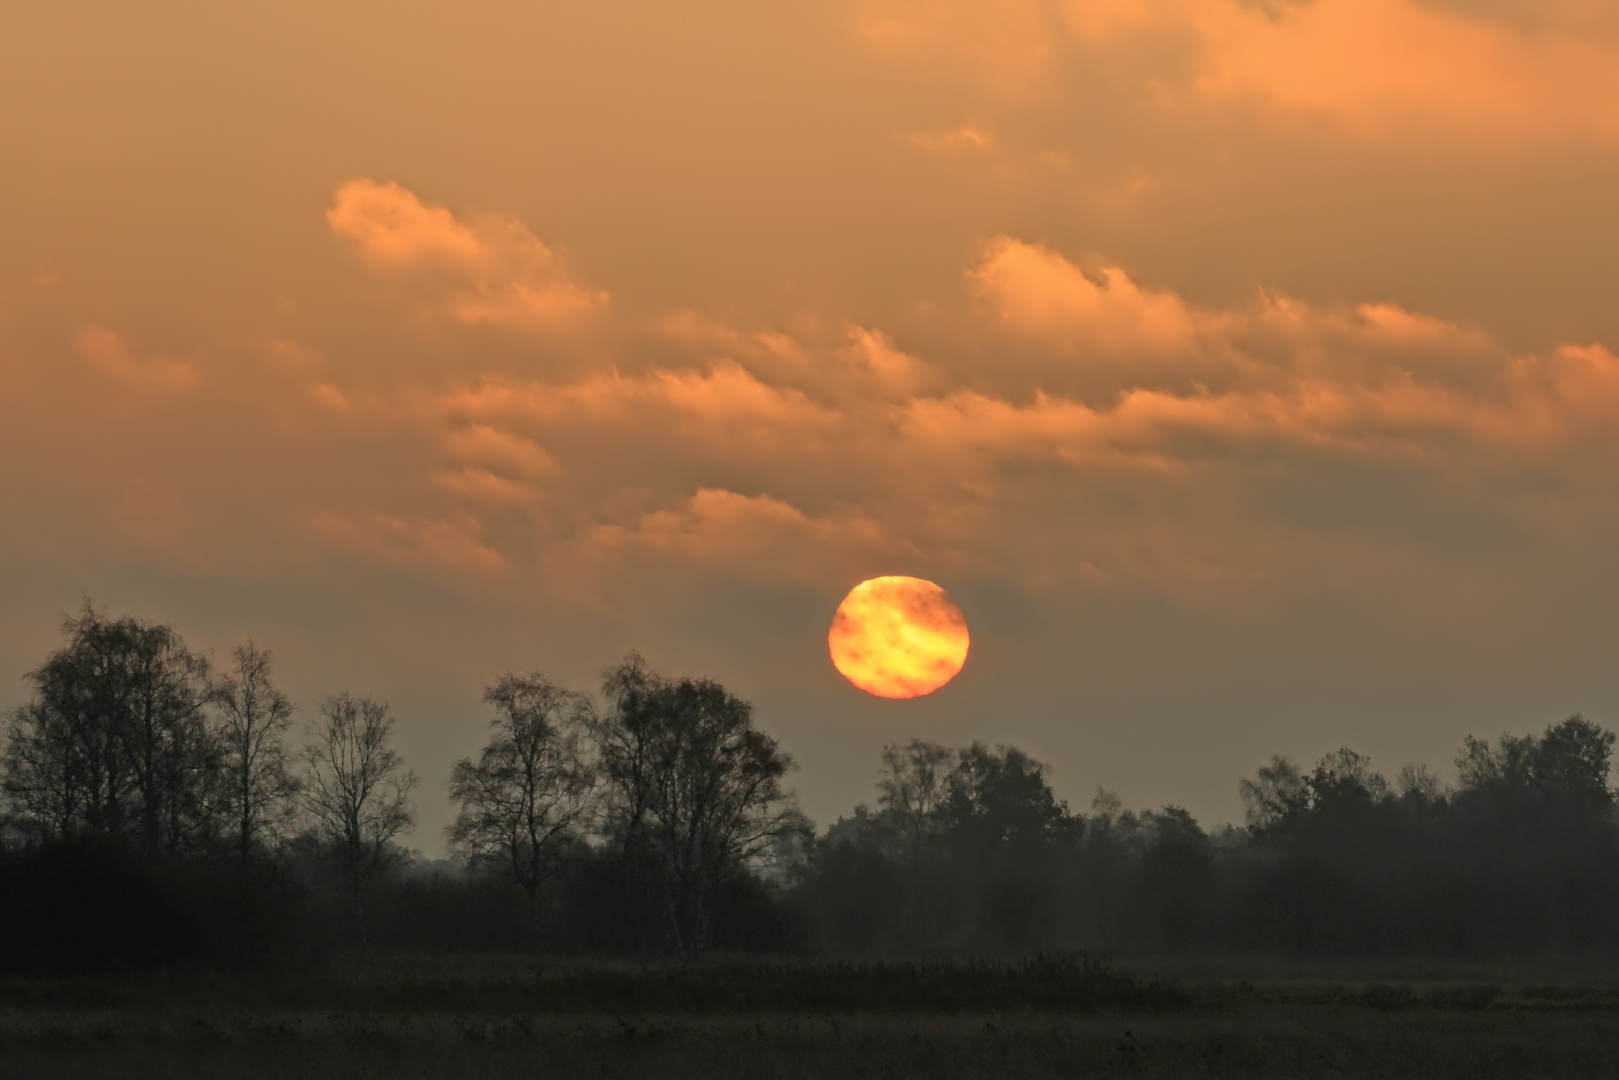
<box><xmin>5</xmin><ymin>0</ymin><xmax>1619</xmax><ymax>848</ymax></box>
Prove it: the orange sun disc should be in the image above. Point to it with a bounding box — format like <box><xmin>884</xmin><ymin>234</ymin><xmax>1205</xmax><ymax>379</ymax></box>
<box><xmin>828</xmin><ymin>576</ymin><xmax>969</xmax><ymax>699</ymax></box>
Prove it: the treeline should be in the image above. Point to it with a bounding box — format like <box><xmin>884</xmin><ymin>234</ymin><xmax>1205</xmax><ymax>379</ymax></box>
<box><xmin>800</xmin><ymin>722</ymin><xmax>1619</xmax><ymax>958</ymax></box>
<box><xmin>5</xmin><ymin>605</ymin><xmax>1619</xmax><ymax>972</ymax></box>
<box><xmin>0</xmin><ymin>607</ymin><xmax>803</xmax><ymax>972</ymax></box>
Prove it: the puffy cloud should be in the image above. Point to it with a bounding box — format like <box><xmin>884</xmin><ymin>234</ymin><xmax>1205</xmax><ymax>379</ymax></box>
<box><xmin>75</xmin><ymin>325</ymin><xmax>197</xmax><ymax>392</ymax></box>
<box><xmin>840</xmin><ymin>327</ymin><xmax>929</xmax><ymax>397</ymax></box>
<box><xmin>327</xmin><ymin>180</ymin><xmax>607</xmax><ymax>331</ymax></box>
<box><xmin>906</xmin><ymin>239</ymin><xmax>1619</xmax><ymax>471</ymax></box>
<box><xmin>325</xmin><ymin>179</ymin><xmax>485</xmax><ymax>266</ymax></box>
<box><xmin>971</xmin><ymin>236</ymin><xmax>1197</xmax><ymax>351</ymax></box>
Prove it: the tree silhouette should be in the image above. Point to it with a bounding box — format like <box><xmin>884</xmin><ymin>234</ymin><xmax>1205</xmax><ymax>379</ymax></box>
<box><xmin>939</xmin><ymin>742</ymin><xmax>1069</xmax><ymax>851</ymax></box>
<box><xmin>447</xmin><ymin>672</ymin><xmax>596</xmax><ymax>939</ymax></box>
<box><xmin>300</xmin><ymin>694</ymin><xmax>416</xmax><ymax>947</ymax></box>
<box><xmin>2</xmin><ymin>605</ymin><xmax>215</xmax><ymax>852</ymax></box>
<box><xmin>588</xmin><ymin>654</ymin><xmax>802</xmax><ymax>955</ymax></box>
<box><xmin>878</xmin><ymin>739</ymin><xmax>952</xmax><ymax>861</ymax></box>
<box><xmin>876</xmin><ymin>739</ymin><xmax>953</xmax><ymax>948</ymax></box>
<box><xmin>213</xmin><ymin>642</ymin><xmax>299</xmax><ymax>860</ymax></box>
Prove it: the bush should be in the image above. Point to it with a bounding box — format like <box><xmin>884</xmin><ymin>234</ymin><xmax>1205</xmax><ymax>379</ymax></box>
<box><xmin>0</xmin><ymin>838</ymin><xmax>307</xmax><ymax>975</ymax></box>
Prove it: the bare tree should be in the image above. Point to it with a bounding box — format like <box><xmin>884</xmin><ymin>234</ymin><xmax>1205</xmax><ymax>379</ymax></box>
<box><xmin>2</xmin><ymin>700</ymin><xmax>81</xmax><ymax>840</ymax></box>
<box><xmin>876</xmin><ymin>739</ymin><xmax>953</xmax><ymax>949</ymax></box>
<box><xmin>447</xmin><ymin>672</ymin><xmax>596</xmax><ymax>936</ymax></box>
<box><xmin>1395</xmin><ymin>763</ymin><xmax>1449</xmax><ymax>806</ymax></box>
<box><xmin>589</xmin><ymin>652</ymin><xmax>660</xmax><ymax>848</ymax></box>
<box><xmin>877</xmin><ymin>739</ymin><xmax>953</xmax><ymax>862</ymax></box>
<box><xmin>301</xmin><ymin>694</ymin><xmax>416</xmax><ymax>945</ymax></box>
<box><xmin>213</xmin><ymin>642</ymin><xmax>299</xmax><ymax>859</ymax></box>
<box><xmin>588</xmin><ymin>654</ymin><xmax>802</xmax><ymax>955</ymax></box>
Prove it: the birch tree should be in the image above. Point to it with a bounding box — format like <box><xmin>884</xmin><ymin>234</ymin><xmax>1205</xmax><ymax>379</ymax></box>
<box><xmin>447</xmin><ymin>672</ymin><xmax>596</xmax><ymax>936</ymax></box>
<box><xmin>213</xmin><ymin>642</ymin><xmax>299</xmax><ymax>858</ymax></box>
<box><xmin>301</xmin><ymin>694</ymin><xmax>415</xmax><ymax>945</ymax></box>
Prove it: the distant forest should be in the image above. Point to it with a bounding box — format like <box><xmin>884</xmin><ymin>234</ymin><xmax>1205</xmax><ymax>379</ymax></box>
<box><xmin>4</xmin><ymin>605</ymin><xmax>1617</xmax><ymax>974</ymax></box>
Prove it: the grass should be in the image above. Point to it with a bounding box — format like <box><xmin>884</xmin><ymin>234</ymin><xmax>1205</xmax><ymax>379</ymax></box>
<box><xmin>0</xmin><ymin>953</ymin><xmax>1188</xmax><ymax>1015</ymax></box>
<box><xmin>6</xmin><ymin>955</ymin><xmax>1619</xmax><ymax>1077</ymax></box>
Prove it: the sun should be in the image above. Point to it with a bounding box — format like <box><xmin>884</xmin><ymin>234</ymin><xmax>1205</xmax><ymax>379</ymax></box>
<box><xmin>828</xmin><ymin>576</ymin><xmax>970</xmax><ymax>699</ymax></box>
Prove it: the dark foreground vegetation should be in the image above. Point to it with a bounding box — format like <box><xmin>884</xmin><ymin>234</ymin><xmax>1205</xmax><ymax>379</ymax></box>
<box><xmin>4</xmin><ymin>956</ymin><xmax>1619</xmax><ymax>1079</ymax></box>
<box><xmin>8</xmin><ymin>604</ymin><xmax>1619</xmax><ymax>1074</ymax></box>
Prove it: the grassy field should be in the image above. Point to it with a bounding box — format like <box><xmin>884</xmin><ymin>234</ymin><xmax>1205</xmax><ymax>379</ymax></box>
<box><xmin>5</xmin><ymin>956</ymin><xmax>1619</xmax><ymax>1078</ymax></box>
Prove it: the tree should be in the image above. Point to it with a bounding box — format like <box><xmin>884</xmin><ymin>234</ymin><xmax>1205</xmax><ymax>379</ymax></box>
<box><xmin>1531</xmin><ymin>714</ymin><xmax>1614</xmax><ymax>812</ymax></box>
<box><xmin>213</xmin><ymin>642</ymin><xmax>299</xmax><ymax>859</ymax></box>
<box><xmin>1394</xmin><ymin>763</ymin><xmax>1449</xmax><ymax>808</ymax></box>
<box><xmin>447</xmin><ymin>672</ymin><xmax>596</xmax><ymax>937</ymax></box>
<box><xmin>1239</xmin><ymin>756</ymin><xmax>1308</xmax><ymax>832</ymax></box>
<box><xmin>1455</xmin><ymin>716</ymin><xmax>1614</xmax><ymax>816</ymax></box>
<box><xmin>1240</xmin><ymin>748</ymin><xmax>1391</xmax><ymax>849</ymax></box>
<box><xmin>875</xmin><ymin>739</ymin><xmax>954</xmax><ymax>948</ymax></box>
<box><xmin>877</xmin><ymin>739</ymin><xmax>952</xmax><ymax>862</ymax></box>
<box><xmin>1456</xmin><ymin>733</ymin><xmax>1536</xmax><ymax>796</ymax></box>
<box><xmin>1</xmin><ymin>606</ymin><xmax>216</xmax><ymax>853</ymax></box>
<box><xmin>588</xmin><ymin>652</ymin><xmax>661</xmax><ymax>850</ymax></box>
<box><xmin>588</xmin><ymin>654</ymin><xmax>802</xmax><ymax>955</ymax></box>
<box><xmin>300</xmin><ymin>694</ymin><xmax>416</xmax><ymax>945</ymax></box>
<box><xmin>939</xmin><ymin>743</ymin><xmax>1069</xmax><ymax>850</ymax></box>
<box><xmin>1139</xmin><ymin>806</ymin><xmax>1212</xmax><ymax>949</ymax></box>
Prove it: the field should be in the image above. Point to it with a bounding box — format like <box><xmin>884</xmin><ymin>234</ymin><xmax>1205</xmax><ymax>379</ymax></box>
<box><xmin>5</xmin><ymin>956</ymin><xmax>1619</xmax><ymax>1078</ymax></box>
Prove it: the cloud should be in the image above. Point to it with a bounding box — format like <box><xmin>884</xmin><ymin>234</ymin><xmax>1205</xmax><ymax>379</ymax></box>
<box><xmin>588</xmin><ymin>488</ymin><xmax>886</xmax><ymax>583</ymax></box>
<box><xmin>325</xmin><ymin>179</ymin><xmax>485</xmax><ymax>266</ymax></box>
<box><xmin>327</xmin><ymin>179</ymin><xmax>607</xmax><ymax>331</ymax></box>
<box><xmin>340</xmin><ymin>226</ymin><xmax>1619</xmax><ymax>593</ymax></box>
<box><xmin>75</xmin><ymin>325</ymin><xmax>197</xmax><ymax>391</ymax></box>
<box><xmin>311</xmin><ymin>510</ymin><xmax>504</xmax><ymax>574</ymax></box>
<box><xmin>908</xmin><ymin>125</ymin><xmax>997</xmax><ymax>152</ymax></box>
<box><xmin>441</xmin><ymin>362</ymin><xmax>840</xmax><ymax>441</ymax></box>
<box><xmin>840</xmin><ymin>327</ymin><xmax>929</xmax><ymax>397</ymax></box>
<box><xmin>441</xmin><ymin>423</ymin><xmax>559</xmax><ymax>481</ymax></box>
<box><xmin>971</xmin><ymin>237</ymin><xmax>1197</xmax><ymax>352</ymax></box>
<box><xmin>306</xmin><ymin>383</ymin><xmax>351</xmax><ymax>411</ymax></box>
<box><xmin>900</xmin><ymin>312</ymin><xmax>1619</xmax><ymax>475</ymax></box>
<box><xmin>96</xmin><ymin>171</ymin><xmax>1619</xmax><ymax>598</ymax></box>
<box><xmin>856</xmin><ymin>0</ymin><xmax>1063</xmax><ymax>98</ymax></box>
<box><xmin>863</xmin><ymin>0</ymin><xmax>1619</xmax><ymax>141</ymax></box>
<box><xmin>431</xmin><ymin>467</ymin><xmax>540</xmax><ymax>505</ymax></box>
<box><xmin>1182</xmin><ymin>0</ymin><xmax>1619</xmax><ymax>140</ymax></box>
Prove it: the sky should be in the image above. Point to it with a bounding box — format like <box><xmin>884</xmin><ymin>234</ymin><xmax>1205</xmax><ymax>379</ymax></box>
<box><xmin>6</xmin><ymin>0</ymin><xmax>1619</xmax><ymax>852</ymax></box>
